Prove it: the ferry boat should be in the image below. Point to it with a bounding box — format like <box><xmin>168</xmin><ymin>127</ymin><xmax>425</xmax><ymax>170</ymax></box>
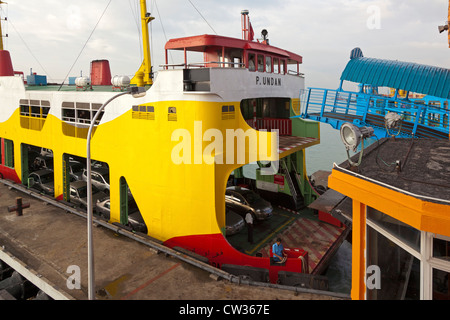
<box><xmin>0</xmin><ymin>1</ymin><xmax>339</xmax><ymax>284</ymax></box>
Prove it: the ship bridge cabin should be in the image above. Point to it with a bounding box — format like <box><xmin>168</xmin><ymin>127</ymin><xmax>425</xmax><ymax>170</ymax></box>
<box><xmin>162</xmin><ymin>33</ymin><xmax>304</xmax><ymax>136</ymax></box>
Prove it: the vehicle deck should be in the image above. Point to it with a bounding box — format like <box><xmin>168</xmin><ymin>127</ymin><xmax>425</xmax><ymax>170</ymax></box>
<box><xmin>0</xmin><ymin>180</ymin><xmax>345</xmax><ymax>300</ymax></box>
<box><xmin>227</xmin><ymin>206</ymin><xmax>349</xmax><ymax>275</ymax></box>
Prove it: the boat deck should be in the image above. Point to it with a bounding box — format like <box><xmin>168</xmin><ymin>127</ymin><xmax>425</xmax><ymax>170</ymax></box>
<box><xmin>25</xmin><ymin>85</ymin><xmax>118</xmax><ymax>92</ymax></box>
<box><xmin>0</xmin><ymin>180</ymin><xmax>344</xmax><ymax>300</ymax></box>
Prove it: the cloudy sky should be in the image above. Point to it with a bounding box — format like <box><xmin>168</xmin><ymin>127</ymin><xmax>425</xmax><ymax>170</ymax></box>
<box><xmin>1</xmin><ymin>0</ymin><xmax>449</xmax><ymax>89</ymax></box>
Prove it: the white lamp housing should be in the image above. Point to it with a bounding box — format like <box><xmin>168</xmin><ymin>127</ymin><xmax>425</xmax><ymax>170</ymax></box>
<box><xmin>340</xmin><ymin>122</ymin><xmax>374</xmax><ymax>152</ymax></box>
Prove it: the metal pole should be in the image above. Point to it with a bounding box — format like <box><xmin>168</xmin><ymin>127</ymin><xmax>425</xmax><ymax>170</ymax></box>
<box><xmin>86</xmin><ymin>91</ymin><xmax>128</xmax><ymax>300</ymax></box>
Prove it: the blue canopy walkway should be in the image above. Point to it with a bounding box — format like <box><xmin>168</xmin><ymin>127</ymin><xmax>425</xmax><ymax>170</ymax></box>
<box><xmin>297</xmin><ymin>48</ymin><xmax>450</xmax><ymax>139</ymax></box>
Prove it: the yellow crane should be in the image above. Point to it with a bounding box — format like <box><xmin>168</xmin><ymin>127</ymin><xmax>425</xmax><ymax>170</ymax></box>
<box><xmin>130</xmin><ymin>0</ymin><xmax>154</xmax><ymax>87</ymax></box>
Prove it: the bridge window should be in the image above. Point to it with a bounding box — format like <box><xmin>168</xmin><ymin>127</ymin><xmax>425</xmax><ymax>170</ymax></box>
<box><xmin>257</xmin><ymin>55</ymin><xmax>264</xmax><ymax>72</ymax></box>
<box><xmin>273</xmin><ymin>58</ymin><xmax>279</xmax><ymax>73</ymax></box>
<box><xmin>280</xmin><ymin>59</ymin><xmax>286</xmax><ymax>74</ymax></box>
<box><xmin>248</xmin><ymin>53</ymin><xmax>256</xmax><ymax>71</ymax></box>
<box><xmin>265</xmin><ymin>56</ymin><xmax>272</xmax><ymax>73</ymax></box>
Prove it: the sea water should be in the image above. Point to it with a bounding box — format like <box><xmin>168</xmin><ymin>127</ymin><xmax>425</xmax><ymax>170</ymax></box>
<box><xmin>305</xmin><ymin>122</ymin><xmax>349</xmax><ymax>174</ymax></box>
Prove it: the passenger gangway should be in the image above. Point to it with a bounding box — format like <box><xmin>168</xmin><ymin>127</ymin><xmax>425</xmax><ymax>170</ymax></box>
<box><xmin>296</xmin><ymin>48</ymin><xmax>450</xmax><ymax>139</ymax></box>
<box><xmin>298</xmin><ymin>87</ymin><xmax>450</xmax><ymax>139</ymax></box>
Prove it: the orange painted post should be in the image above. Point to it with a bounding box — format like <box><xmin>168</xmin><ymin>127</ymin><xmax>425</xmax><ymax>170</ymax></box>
<box><xmin>351</xmin><ymin>200</ymin><xmax>366</xmax><ymax>300</ymax></box>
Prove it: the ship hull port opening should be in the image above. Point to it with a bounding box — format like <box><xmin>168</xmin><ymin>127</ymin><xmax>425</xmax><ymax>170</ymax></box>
<box><xmin>221</xmin><ymin>152</ymin><xmax>350</xmax><ymax>288</ymax></box>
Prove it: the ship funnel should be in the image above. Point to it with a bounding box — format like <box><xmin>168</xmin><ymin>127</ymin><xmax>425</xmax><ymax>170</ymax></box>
<box><xmin>0</xmin><ymin>50</ymin><xmax>14</xmax><ymax>76</ymax></box>
<box><xmin>90</xmin><ymin>59</ymin><xmax>112</xmax><ymax>86</ymax></box>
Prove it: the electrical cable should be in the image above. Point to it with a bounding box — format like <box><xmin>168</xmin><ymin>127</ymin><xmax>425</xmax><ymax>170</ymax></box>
<box><xmin>129</xmin><ymin>0</ymin><xmax>143</xmax><ymax>62</ymax></box>
<box><xmin>154</xmin><ymin>0</ymin><xmax>173</xmax><ymax>65</ymax></box>
<box><xmin>6</xmin><ymin>17</ymin><xmax>54</xmax><ymax>82</ymax></box>
<box><xmin>0</xmin><ymin>4</ymin><xmax>54</xmax><ymax>82</ymax></box>
<box><xmin>58</xmin><ymin>0</ymin><xmax>113</xmax><ymax>91</ymax></box>
<box><xmin>187</xmin><ymin>0</ymin><xmax>217</xmax><ymax>35</ymax></box>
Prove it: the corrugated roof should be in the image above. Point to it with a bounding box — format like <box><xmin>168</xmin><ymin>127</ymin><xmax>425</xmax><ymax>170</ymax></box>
<box><xmin>340</xmin><ymin>56</ymin><xmax>450</xmax><ymax>99</ymax></box>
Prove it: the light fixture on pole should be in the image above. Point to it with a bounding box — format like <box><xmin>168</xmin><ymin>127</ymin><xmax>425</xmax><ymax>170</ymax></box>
<box><xmin>340</xmin><ymin>122</ymin><xmax>374</xmax><ymax>167</ymax></box>
<box><xmin>86</xmin><ymin>86</ymin><xmax>146</xmax><ymax>300</ymax></box>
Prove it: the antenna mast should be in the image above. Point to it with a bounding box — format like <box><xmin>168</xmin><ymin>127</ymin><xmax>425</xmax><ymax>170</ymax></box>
<box><xmin>131</xmin><ymin>0</ymin><xmax>154</xmax><ymax>87</ymax></box>
<box><xmin>0</xmin><ymin>1</ymin><xmax>7</xmax><ymax>51</ymax></box>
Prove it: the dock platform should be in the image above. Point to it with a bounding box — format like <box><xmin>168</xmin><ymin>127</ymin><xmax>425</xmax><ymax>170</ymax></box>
<box><xmin>0</xmin><ymin>180</ymin><xmax>346</xmax><ymax>300</ymax></box>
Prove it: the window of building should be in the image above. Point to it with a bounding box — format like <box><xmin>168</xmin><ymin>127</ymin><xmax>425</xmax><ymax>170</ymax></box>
<box><xmin>367</xmin><ymin>207</ymin><xmax>421</xmax><ymax>252</ymax></box>
<box><xmin>366</xmin><ymin>206</ymin><xmax>450</xmax><ymax>300</ymax></box>
<box><xmin>367</xmin><ymin>225</ymin><xmax>421</xmax><ymax>300</ymax></box>
<box><xmin>433</xmin><ymin>268</ymin><xmax>449</xmax><ymax>299</ymax></box>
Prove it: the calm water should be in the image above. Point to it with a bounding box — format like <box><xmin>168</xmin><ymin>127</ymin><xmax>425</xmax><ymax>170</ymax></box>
<box><xmin>305</xmin><ymin>122</ymin><xmax>349</xmax><ymax>174</ymax></box>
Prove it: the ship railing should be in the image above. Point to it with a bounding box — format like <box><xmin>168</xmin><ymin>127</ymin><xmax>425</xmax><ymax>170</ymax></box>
<box><xmin>300</xmin><ymin>87</ymin><xmax>450</xmax><ymax>137</ymax></box>
<box><xmin>245</xmin><ymin>118</ymin><xmax>292</xmax><ymax>136</ymax></box>
<box><xmin>280</xmin><ymin>158</ymin><xmax>298</xmax><ymax>201</ymax></box>
<box><xmin>160</xmin><ymin>61</ymin><xmax>246</xmax><ymax>70</ymax></box>
<box><xmin>287</xmin><ymin>70</ymin><xmax>305</xmax><ymax>77</ymax></box>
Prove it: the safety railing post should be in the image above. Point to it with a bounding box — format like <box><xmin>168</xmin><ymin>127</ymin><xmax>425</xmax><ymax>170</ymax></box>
<box><xmin>320</xmin><ymin>89</ymin><xmax>328</xmax><ymax>118</ymax></box>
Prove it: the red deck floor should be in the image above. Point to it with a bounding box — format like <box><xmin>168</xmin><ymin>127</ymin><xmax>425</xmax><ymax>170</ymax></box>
<box><xmin>258</xmin><ymin>212</ymin><xmax>348</xmax><ymax>274</ymax></box>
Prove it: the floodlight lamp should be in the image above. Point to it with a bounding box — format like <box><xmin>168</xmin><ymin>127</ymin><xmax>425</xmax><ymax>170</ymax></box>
<box><xmin>340</xmin><ymin>122</ymin><xmax>374</xmax><ymax>167</ymax></box>
<box><xmin>385</xmin><ymin>112</ymin><xmax>403</xmax><ymax>129</ymax></box>
<box><xmin>340</xmin><ymin>122</ymin><xmax>373</xmax><ymax>152</ymax></box>
<box><xmin>384</xmin><ymin>112</ymin><xmax>403</xmax><ymax>137</ymax></box>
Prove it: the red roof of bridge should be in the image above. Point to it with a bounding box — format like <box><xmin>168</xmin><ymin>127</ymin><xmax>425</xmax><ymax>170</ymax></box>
<box><xmin>165</xmin><ymin>34</ymin><xmax>302</xmax><ymax>64</ymax></box>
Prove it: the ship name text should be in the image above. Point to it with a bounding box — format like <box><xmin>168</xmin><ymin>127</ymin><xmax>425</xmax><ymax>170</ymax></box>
<box><xmin>256</xmin><ymin>76</ymin><xmax>282</xmax><ymax>86</ymax></box>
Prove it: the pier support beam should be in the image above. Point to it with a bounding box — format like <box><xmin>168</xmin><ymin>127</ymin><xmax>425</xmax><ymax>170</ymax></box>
<box><xmin>351</xmin><ymin>200</ymin><xmax>366</xmax><ymax>300</ymax></box>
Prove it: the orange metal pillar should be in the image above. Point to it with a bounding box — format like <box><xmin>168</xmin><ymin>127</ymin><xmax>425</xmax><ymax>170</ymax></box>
<box><xmin>351</xmin><ymin>200</ymin><xmax>366</xmax><ymax>300</ymax></box>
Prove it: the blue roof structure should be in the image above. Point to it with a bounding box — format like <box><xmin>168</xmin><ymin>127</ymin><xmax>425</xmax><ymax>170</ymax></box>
<box><xmin>340</xmin><ymin>49</ymin><xmax>450</xmax><ymax>99</ymax></box>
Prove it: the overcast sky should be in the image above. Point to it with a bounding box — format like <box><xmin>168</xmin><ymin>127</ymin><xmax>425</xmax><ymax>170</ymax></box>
<box><xmin>1</xmin><ymin>0</ymin><xmax>449</xmax><ymax>89</ymax></box>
